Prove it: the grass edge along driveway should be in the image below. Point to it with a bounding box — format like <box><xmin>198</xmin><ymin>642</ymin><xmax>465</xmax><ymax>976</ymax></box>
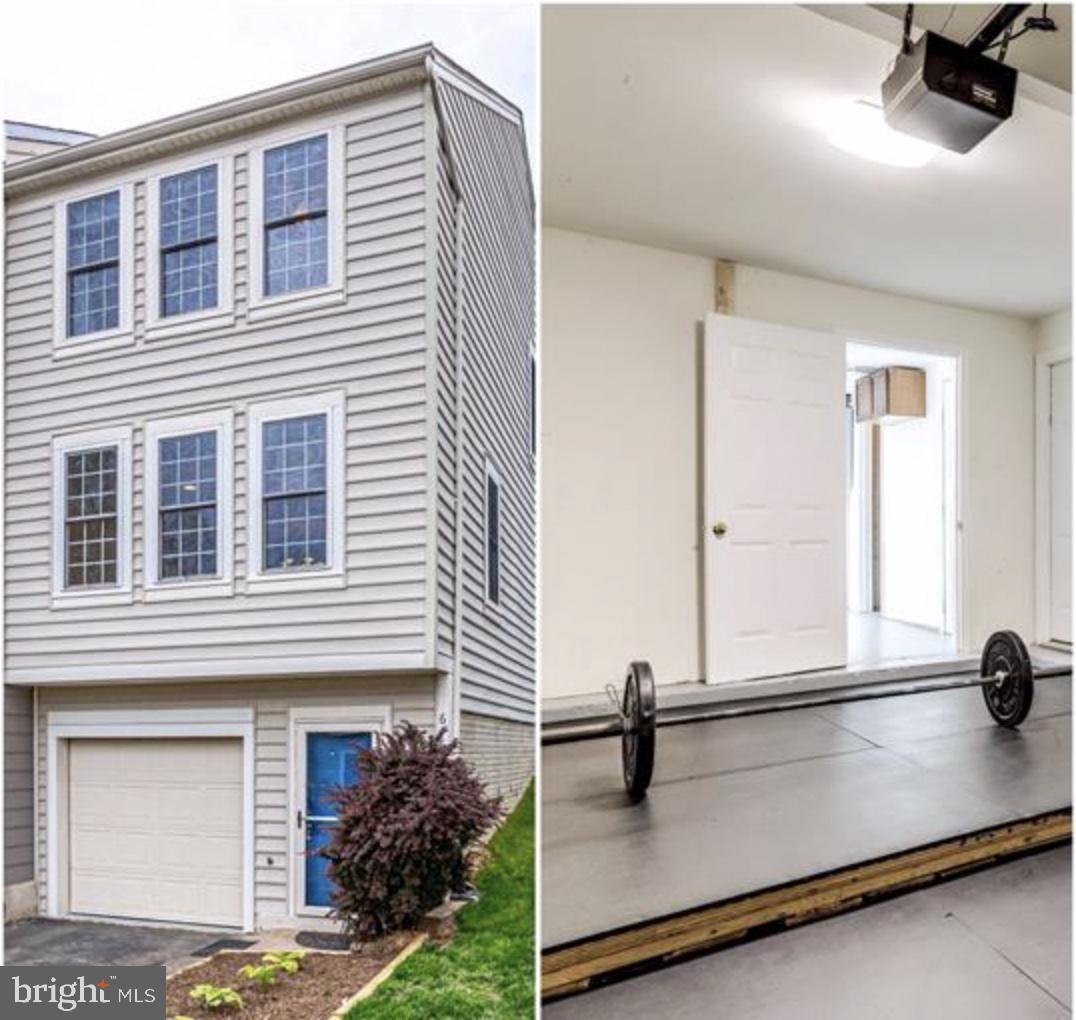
<box><xmin>347</xmin><ymin>783</ymin><xmax>535</xmax><ymax>1020</ymax></box>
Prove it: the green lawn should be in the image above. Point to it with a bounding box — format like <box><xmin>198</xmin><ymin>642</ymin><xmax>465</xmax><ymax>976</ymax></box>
<box><xmin>348</xmin><ymin>783</ymin><xmax>535</xmax><ymax>1020</ymax></box>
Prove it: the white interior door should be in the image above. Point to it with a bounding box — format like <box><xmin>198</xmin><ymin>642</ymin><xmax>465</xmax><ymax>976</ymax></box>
<box><xmin>1050</xmin><ymin>359</ymin><xmax>1072</xmax><ymax>643</ymax></box>
<box><xmin>704</xmin><ymin>313</ymin><xmax>846</xmax><ymax>683</ymax></box>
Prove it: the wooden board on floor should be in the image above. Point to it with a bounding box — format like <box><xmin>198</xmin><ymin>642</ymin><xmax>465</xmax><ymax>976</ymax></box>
<box><xmin>542</xmin><ymin>810</ymin><xmax>1072</xmax><ymax>1001</ymax></box>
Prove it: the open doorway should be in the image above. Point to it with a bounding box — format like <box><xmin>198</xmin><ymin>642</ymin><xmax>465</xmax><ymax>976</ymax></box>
<box><xmin>846</xmin><ymin>342</ymin><xmax>961</xmax><ymax>667</ymax></box>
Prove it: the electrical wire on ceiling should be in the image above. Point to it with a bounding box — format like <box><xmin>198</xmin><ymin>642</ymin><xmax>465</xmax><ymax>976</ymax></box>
<box><xmin>982</xmin><ymin>4</ymin><xmax>1058</xmax><ymax>59</ymax></box>
<box><xmin>939</xmin><ymin>5</ymin><xmax>957</xmax><ymax>37</ymax></box>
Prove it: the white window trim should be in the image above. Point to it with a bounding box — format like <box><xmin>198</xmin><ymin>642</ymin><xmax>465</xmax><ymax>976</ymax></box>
<box><xmin>246</xmin><ymin>390</ymin><xmax>347</xmax><ymax>594</ymax></box>
<box><xmin>287</xmin><ymin>704</ymin><xmax>392</xmax><ymax>918</ymax></box>
<box><xmin>52</xmin><ymin>181</ymin><xmax>135</xmax><ymax>359</ymax></box>
<box><xmin>143</xmin><ymin>408</ymin><xmax>235</xmax><ymax>601</ymax></box>
<box><xmin>45</xmin><ymin>706</ymin><xmax>256</xmax><ymax>932</ymax></box>
<box><xmin>484</xmin><ymin>457</ymin><xmax>503</xmax><ymax>611</ymax></box>
<box><xmin>247</xmin><ymin>120</ymin><xmax>346</xmax><ymax>323</ymax></box>
<box><xmin>144</xmin><ymin>154</ymin><xmax>236</xmax><ymax>340</ymax></box>
<box><xmin>51</xmin><ymin>425</ymin><xmax>133</xmax><ymax>609</ymax></box>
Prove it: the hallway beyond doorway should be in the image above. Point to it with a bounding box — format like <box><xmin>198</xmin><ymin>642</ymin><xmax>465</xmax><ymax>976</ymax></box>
<box><xmin>848</xmin><ymin>611</ymin><xmax>957</xmax><ymax>669</ymax></box>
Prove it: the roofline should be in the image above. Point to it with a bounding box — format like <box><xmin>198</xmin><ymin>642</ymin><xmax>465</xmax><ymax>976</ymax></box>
<box><xmin>5</xmin><ymin>121</ymin><xmax>97</xmax><ymax>144</ymax></box>
<box><xmin>5</xmin><ymin>43</ymin><xmax>527</xmax><ymax>199</ymax></box>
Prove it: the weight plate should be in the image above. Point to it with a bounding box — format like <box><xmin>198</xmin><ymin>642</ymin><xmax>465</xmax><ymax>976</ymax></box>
<box><xmin>622</xmin><ymin>661</ymin><xmax>657</xmax><ymax>801</ymax></box>
<box><xmin>980</xmin><ymin>629</ymin><xmax>1035</xmax><ymax>728</ymax></box>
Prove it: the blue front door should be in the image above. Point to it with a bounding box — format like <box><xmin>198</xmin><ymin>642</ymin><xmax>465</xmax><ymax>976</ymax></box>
<box><xmin>304</xmin><ymin>731</ymin><xmax>372</xmax><ymax>909</ymax></box>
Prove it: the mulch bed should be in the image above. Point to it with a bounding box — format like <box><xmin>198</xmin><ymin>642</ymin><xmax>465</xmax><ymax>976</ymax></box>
<box><xmin>167</xmin><ymin>939</ymin><xmax>411</xmax><ymax>1020</ymax></box>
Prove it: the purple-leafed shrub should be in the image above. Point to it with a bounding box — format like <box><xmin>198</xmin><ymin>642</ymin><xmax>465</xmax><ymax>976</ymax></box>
<box><xmin>322</xmin><ymin>722</ymin><xmax>502</xmax><ymax>939</ymax></box>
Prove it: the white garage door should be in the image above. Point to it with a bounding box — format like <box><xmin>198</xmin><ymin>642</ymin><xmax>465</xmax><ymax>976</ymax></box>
<box><xmin>68</xmin><ymin>738</ymin><xmax>243</xmax><ymax>927</ymax></box>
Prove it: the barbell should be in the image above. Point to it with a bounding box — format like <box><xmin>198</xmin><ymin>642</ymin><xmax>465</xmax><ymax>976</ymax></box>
<box><xmin>544</xmin><ymin>629</ymin><xmax>1071</xmax><ymax>803</ymax></box>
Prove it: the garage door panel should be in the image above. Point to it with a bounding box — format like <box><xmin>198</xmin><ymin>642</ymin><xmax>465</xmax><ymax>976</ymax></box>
<box><xmin>68</xmin><ymin>738</ymin><xmax>243</xmax><ymax>928</ymax></box>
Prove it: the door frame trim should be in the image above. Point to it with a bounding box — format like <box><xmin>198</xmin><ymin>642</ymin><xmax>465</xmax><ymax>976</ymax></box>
<box><xmin>46</xmin><ymin>706</ymin><xmax>255</xmax><ymax>931</ymax></box>
<box><xmin>1035</xmin><ymin>347</ymin><xmax>1072</xmax><ymax>644</ymax></box>
<box><xmin>287</xmin><ymin>704</ymin><xmax>392</xmax><ymax>918</ymax></box>
<box><xmin>842</xmin><ymin>331</ymin><xmax>968</xmax><ymax>652</ymax></box>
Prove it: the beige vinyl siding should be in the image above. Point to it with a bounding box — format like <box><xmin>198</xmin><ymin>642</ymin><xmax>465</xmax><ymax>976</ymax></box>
<box><xmin>436</xmin><ymin>80</ymin><xmax>536</xmax><ymax>724</ymax></box>
<box><xmin>5</xmin><ymin>86</ymin><xmax>436</xmax><ymax>684</ymax></box>
<box><xmin>4</xmin><ymin>685</ymin><xmax>34</xmax><ymax>887</ymax></box>
<box><xmin>35</xmin><ymin>675</ymin><xmax>436</xmax><ymax>927</ymax></box>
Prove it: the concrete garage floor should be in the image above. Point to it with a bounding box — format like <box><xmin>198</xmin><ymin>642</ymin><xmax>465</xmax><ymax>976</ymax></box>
<box><xmin>3</xmin><ymin>918</ymin><xmax>245</xmax><ymax>972</ymax></box>
<box><xmin>546</xmin><ymin>845</ymin><xmax>1072</xmax><ymax>1020</ymax></box>
<box><xmin>542</xmin><ymin>677</ymin><xmax>1071</xmax><ymax>947</ymax></box>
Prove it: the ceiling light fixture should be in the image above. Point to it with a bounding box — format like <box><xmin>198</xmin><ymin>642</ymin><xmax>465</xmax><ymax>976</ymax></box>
<box><xmin>827</xmin><ymin>100</ymin><xmax>940</xmax><ymax>168</ymax></box>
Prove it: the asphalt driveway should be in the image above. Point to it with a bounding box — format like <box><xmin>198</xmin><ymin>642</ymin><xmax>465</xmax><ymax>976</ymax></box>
<box><xmin>4</xmin><ymin>918</ymin><xmax>252</xmax><ymax>972</ymax></box>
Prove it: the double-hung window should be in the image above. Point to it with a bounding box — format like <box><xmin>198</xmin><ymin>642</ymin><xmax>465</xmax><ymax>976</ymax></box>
<box><xmin>249</xmin><ymin>125</ymin><xmax>342</xmax><ymax>318</ymax></box>
<box><xmin>263</xmin><ymin>135</ymin><xmax>328</xmax><ymax>297</ymax></box>
<box><xmin>144</xmin><ymin>411</ymin><xmax>234</xmax><ymax>598</ymax></box>
<box><xmin>159</xmin><ymin>166</ymin><xmax>218</xmax><ymax>317</ymax></box>
<box><xmin>485</xmin><ymin>462</ymin><xmax>502</xmax><ymax>607</ymax></box>
<box><xmin>64</xmin><ymin>446</ymin><xmax>118</xmax><ymax>587</ymax></box>
<box><xmin>66</xmin><ymin>192</ymin><xmax>120</xmax><ymax>337</ymax></box>
<box><xmin>159</xmin><ymin>432</ymin><xmax>218</xmax><ymax>579</ymax></box>
<box><xmin>52</xmin><ymin>427</ymin><xmax>132</xmax><ymax>606</ymax></box>
<box><xmin>145</xmin><ymin>157</ymin><xmax>233</xmax><ymax>336</ymax></box>
<box><xmin>248</xmin><ymin>392</ymin><xmax>345</xmax><ymax>592</ymax></box>
<box><xmin>262</xmin><ymin>414</ymin><xmax>327</xmax><ymax>570</ymax></box>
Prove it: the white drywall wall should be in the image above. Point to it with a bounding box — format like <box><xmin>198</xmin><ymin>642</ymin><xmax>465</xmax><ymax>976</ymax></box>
<box><xmin>541</xmin><ymin>229</ymin><xmax>713</xmax><ymax>699</ymax></box>
<box><xmin>1036</xmin><ymin>306</ymin><xmax>1072</xmax><ymax>356</ymax></box>
<box><xmin>542</xmin><ymin>228</ymin><xmax>1039</xmax><ymax>700</ymax></box>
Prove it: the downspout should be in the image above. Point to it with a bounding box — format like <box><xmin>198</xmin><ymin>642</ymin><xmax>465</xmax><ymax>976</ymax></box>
<box><xmin>428</xmin><ymin>53</ymin><xmax>466</xmax><ymax>743</ymax></box>
<box><xmin>450</xmin><ymin>193</ymin><xmax>466</xmax><ymax>742</ymax></box>
<box><xmin>32</xmin><ymin>685</ymin><xmax>39</xmax><ymax>905</ymax></box>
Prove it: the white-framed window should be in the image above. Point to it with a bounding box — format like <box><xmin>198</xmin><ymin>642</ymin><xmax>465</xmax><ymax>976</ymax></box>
<box><xmin>52</xmin><ymin>182</ymin><xmax>134</xmax><ymax>358</ymax></box>
<box><xmin>484</xmin><ymin>459</ymin><xmax>502</xmax><ymax>608</ymax></box>
<box><xmin>144</xmin><ymin>409</ymin><xmax>235</xmax><ymax>601</ymax></box>
<box><xmin>247</xmin><ymin>121</ymin><xmax>346</xmax><ymax>322</ymax></box>
<box><xmin>247</xmin><ymin>390</ymin><xmax>347</xmax><ymax>593</ymax></box>
<box><xmin>145</xmin><ymin>155</ymin><xmax>235</xmax><ymax>338</ymax></box>
<box><xmin>51</xmin><ymin>425</ymin><xmax>133</xmax><ymax>607</ymax></box>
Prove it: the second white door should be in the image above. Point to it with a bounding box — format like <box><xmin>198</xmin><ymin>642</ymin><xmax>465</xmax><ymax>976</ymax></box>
<box><xmin>704</xmin><ymin>313</ymin><xmax>847</xmax><ymax>683</ymax></box>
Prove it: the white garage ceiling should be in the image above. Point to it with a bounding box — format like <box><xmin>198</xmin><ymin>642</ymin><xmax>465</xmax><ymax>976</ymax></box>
<box><xmin>542</xmin><ymin>5</ymin><xmax>1071</xmax><ymax>319</ymax></box>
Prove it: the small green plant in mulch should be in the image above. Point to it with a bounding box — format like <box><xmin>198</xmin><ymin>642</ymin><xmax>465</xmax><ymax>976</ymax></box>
<box><xmin>188</xmin><ymin>984</ymin><xmax>244</xmax><ymax>1011</ymax></box>
<box><xmin>236</xmin><ymin>964</ymin><xmax>279</xmax><ymax>988</ymax></box>
<box><xmin>260</xmin><ymin>949</ymin><xmax>308</xmax><ymax>975</ymax></box>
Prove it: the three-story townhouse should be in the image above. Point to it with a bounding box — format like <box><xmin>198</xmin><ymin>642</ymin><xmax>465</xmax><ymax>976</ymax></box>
<box><xmin>3</xmin><ymin>46</ymin><xmax>535</xmax><ymax>932</ymax></box>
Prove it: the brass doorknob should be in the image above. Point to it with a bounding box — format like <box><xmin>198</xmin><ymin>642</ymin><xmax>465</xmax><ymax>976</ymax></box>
<box><xmin>712</xmin><ymin>521</ymin><xmax>728</xmax><ymax>538</ymax></box>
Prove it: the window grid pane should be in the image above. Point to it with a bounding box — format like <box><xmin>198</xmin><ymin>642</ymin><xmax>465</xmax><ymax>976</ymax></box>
<box><xmin>67</xmin><ymin>192</ymin><xmax>119</xmax><ymax>270</ymax></box>
<box><xmin>263</xmin><ymin>135</ymin><xmax>328</xmax><ymax>298</ymax></box>
<box><xmin>264</xmin><ymin>136</ymin><xmax>328</xmax><ymax>224</ymax></box>
<box><xmin>262</xmin><ymin>413</ymin><xmax>328</xmax><ymax>570</ymax></box>
<box><xmin>160</xmin><ymin>166</ymin><xmax>217</xmax><ymax>247</ymax></box>
<box><xmin>266</xmin><ymin>218</ymin><xmax>327</xmax><ymax>296</ymax></box>
<box><xmin>159</xmin><ymin>432</ymin><xmax>218</xmax><ymax>580</ymax></box>
<box><xmin>68</xmin><ymin>265</ymin><xmax>119</xmax><ymax>337</ymax></box>
<box><xmin>162</xmin><ymin>242</ymin><xmax>218</xmax><ymax>316</ymax></box>
<box><xmin>67</xmin><ymin>191</ymin><xmax>120</xmax><ymax>338</ymax></box>
<box><xmin>65</xmin><ymin>447</ymin><xmax>119</xmax><ymax>588</ymax></box>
